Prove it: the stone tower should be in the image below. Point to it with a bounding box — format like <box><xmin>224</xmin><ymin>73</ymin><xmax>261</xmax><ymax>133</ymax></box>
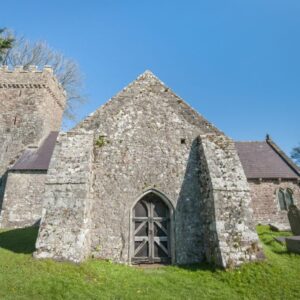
<box><xmin>0</xmin><ymin>65</ymin><xmax>66</xmax><ymax>207</ymax></box>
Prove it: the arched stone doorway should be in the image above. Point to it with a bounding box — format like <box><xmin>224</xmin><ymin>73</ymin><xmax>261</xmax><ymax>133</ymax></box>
<box><xmin>131</xmin><ymin>191</ymin><xmax>172</xmax><ymax>264</ymax></box>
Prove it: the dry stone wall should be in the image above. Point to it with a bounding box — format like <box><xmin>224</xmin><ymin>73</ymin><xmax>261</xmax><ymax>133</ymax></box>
<box><xmin>34</xmin><ymin>131</ymin><xmax>94</xmax><ymax>263</ymax></box>
<box><xmin>198</xmin><ymin>134</ymin><xmax>263</xmax><ymax>268</ymax></box>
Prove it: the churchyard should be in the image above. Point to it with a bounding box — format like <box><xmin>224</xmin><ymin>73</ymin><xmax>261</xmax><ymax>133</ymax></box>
<box><xmin>0</xmin><ymin>225</ymin><xmax>299</xmax><ymax>300</ymax></box>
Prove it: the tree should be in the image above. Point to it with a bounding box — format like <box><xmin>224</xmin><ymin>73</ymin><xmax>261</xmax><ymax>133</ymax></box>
<box><xmin>291</xmin><ymin>145</ymin><xmax>300</xmax><ymax>165</ymax></box>
<box><xmin>1</xmin><ymin>29</ymin><xmax>85</xmax><ymax>123</ymax></box>
<box><xmin>0</xmin><ymin>28</ymin><xmax>14</xmax><ymax>63</ymax></box>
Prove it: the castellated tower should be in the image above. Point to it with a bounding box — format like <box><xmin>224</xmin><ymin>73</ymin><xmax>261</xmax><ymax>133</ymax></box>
<box><xmin>0</xmin><ymin>66</ymin><xmax>66</xmax><ymax>227</ymax></box>
<box><xmin>0</xmin><ymin>65</ymin><xmax>66</xmax><ymax>181</ymax></box>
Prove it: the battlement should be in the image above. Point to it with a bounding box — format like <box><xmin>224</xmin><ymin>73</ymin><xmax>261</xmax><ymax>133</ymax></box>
<box><xmin>0</xmin><ymin>65</ymin><xmax>60</xmax><ymax>83</ymax></box>
<box><xmin>1</xmin><ymin>64</ymin><xmax>54</xmax><ymax>72</ymax></box>
<box><xmin>0</xmin><ymin>65</ymin><xmax>65</xmax><ymax>109</ymax></box>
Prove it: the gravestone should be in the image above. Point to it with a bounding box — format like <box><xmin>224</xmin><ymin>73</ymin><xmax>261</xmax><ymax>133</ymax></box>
<box><xmin>288</xmin><ymin>205</ymin><xmax>300</xmax><ymax>236</ymax></box>
<box><xmin>286</xmin><ymin>205</ymin><xmax>300</xmax><ymax>254</ymax></box>
<box><xmin>286</xmin><ymin>236</ymin><xmax>300</xmax><ymax>254</ymax></box>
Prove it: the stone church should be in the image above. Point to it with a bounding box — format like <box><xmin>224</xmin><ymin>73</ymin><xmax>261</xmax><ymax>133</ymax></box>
<box><xmin>0</xmin><ymin>66</ymin><xmax>299</xmax><ymax>268</ymax></box>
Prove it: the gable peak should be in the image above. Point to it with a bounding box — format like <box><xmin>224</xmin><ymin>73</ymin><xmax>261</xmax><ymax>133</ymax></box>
<box><xmin>137</xmin><ymin>70</ymin><xmax>164</xmax><ymax>83</ymax></box>
<box><xmin>139</xmin><ymin>69</ymin><xmax>156</xmax><ymax>77</ymax></box>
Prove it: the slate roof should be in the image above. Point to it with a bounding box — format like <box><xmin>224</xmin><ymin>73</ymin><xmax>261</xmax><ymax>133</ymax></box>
<box><xmin>11</xmin><ymin>132</ymin><xmax>59</xmax><ymax>171</ymax></box>
<box><xmin>235</xmin><ymin>141</ymin><xmax>300</xmax><ymax>179</ymax></box>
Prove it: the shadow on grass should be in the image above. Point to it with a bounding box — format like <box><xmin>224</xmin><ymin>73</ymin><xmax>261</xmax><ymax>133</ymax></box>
<box><xmin>177</xmin><ymin>262</ymin><xmax>219</xmax><ymax>272</ymax></box>
<box><xmin>0</xmin><ymin>227</ymin><xmax>39</xmax><ymax>254</ymax></box>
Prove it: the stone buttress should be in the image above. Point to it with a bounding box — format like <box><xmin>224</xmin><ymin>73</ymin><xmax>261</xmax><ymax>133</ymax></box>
<box><xmin>34</xmin><ymin>131</ymin><xmax>94</xmax><ymax>262</ymax></box>
<box><xmin>199</xmin><ymin>134</ymin><xmax>264</xmax><ymax>268</ymax></box>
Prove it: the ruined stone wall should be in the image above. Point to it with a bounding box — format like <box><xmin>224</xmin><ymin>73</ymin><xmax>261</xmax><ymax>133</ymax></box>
<box><xmin>248</xmin><ymin>180</ymin><xmax>300</xmax><ymax>228</ymax></box>
<box><xmin>198</xmin><ymin>134</ymin><xmax>263</xmax><ymax>268</ymax></box>
<box><xmin>0</xmin><ymin>171</ymin><xmax>46</xmax><ymax>228</ymax></box>
<box><xmin>34</xmin><ymin>131</ymin><xmax>94</xmax><ymax>263</ymax></box>
<box><xmin>0</xmin><ymin>66</ymin><xmax>65</xmax><ymax>199</ymax></box>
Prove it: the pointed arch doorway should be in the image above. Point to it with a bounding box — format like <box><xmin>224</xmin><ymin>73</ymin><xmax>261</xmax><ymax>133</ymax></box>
<box><xmin>131</xmin><ymin>191</ymin><xmax>173</xmax><ymax>264</ymax></box>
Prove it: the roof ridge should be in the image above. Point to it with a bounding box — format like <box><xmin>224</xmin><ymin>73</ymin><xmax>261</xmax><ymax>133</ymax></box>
<box><xmin>266</xmin><ymin>137</ymin><xmax>300</xmax><ymax>176</ymax></box>
<box><xmin>235</xmin><ymin>141</ymin><xmax>266</xmax><ymax>143</ymax></box>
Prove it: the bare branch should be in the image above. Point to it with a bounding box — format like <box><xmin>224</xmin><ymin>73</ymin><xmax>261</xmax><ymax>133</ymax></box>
<box><xmin>4</xmin><ymin>33</ymin><xmax>86</xmax><ymax>123</ymax></box>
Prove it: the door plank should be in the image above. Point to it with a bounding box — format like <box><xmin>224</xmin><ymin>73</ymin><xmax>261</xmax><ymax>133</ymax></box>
<box><xmin>134</xmin><ymin>221</ymin><xmax>147</xmax><ymax>235</ymax></box>
<box><xmin>154</xmin><ymin>240</ymin><xmax>169</xmax><ymax>256</ymax></box>
<box><xmin>154</xmin><ymin>220</ymin><xmax>168</xmax><ymax>235</ymax></box>
<box><xmin>134</xmin><ymin>239</ymin><xmax>147</xmax><ymax>256</ymax></box>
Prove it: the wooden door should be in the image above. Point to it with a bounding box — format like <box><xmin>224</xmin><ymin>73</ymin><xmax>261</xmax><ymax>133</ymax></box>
<box><xmin>132</xmin><ymin>193</ymin><xmax>171</xmax><ymax>264</ymax></box>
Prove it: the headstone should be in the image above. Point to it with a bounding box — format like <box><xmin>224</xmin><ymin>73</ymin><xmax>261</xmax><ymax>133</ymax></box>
<box><xmin>286</xmin><ymin>236</ymin><xmax>300</xmax><ymax>254</ymax></box>
<box><xmin>288</xmin><ymin>205</ymin><xmax>300</xmax><ymax>236</ymax></box>
<box><xmin>274</xmin><ymin>236</ymin><xmax>286</xmax><ymax>244</ymax></box>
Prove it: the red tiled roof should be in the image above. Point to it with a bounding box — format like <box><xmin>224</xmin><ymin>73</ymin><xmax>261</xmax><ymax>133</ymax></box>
<box><xmin>235</xmin><ymin>141</ymin><xmax>299</xmax><ymax>179</ymax></box>
<box><xmin>11</xmin><ymin>132</ymin><xmax>59</xmax><ymax>171</ymax></box>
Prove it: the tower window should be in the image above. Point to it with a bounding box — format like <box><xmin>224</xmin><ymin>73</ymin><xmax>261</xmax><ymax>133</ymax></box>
<box><xmin>181</xmin><ymin>138</ymin><xmax>186</xmax><ymax>145</ymax></box>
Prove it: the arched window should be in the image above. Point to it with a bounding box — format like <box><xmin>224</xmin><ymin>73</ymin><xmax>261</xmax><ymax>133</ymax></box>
<box><xmin>278</xmin><ymin>188</ymin><xmax>295</xmax><ymax>211</ymax></box>
<box><xmin>278</xmin><ymin>189</ymin><xmax>286</xmax><ymax>211</ymax></box>
<box><xmin>285</xmin><ymin>189</ymin><xmax>294</xmax><ymax>208</ymax></box>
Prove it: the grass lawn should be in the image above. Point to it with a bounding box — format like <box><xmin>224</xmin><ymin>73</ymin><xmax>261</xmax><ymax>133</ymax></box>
<box><xmin>0</xmin><ymin>226</ymin><xmax>299</xmax><ymax>299</ymax></box>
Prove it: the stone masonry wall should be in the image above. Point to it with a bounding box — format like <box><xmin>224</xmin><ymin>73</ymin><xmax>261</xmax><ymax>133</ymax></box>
<box><xmin>35</xmin><ymin>71</ymin><xmax>267</xmax><ymax>267</ymax></box>
<box><xmin>0</xmin><ymin>171</ymin><xmax>46</xmax><ymax>228</ymax></box>
<box><xmin>34</xmin><ymin>131</ymin><xmax>94</xmax><ymax>263</ymax></box>
<box><xmin>199</xmin><ymin>134</ymin><xmax>263</xmax><ymax>268</ymax></box>
<box><xmin>75</xmin><ymin>71</ymin><xmax>220</xmax><ymax>265</ymax></box>
<box><xmin>248</xmin><ymin>180</ymin><xmax>300</xmax><ymax>228</ymax></box>
<box><xmin>0</xmin><ymin>66</ymin><xmax>65</xmax><ymax>206</ymax></box>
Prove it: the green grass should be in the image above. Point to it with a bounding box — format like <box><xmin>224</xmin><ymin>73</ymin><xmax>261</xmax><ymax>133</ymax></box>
<box><xmin>0</xmin><ymin>226</ymin><xmax>299</xmax><ymax>300</ymax></box>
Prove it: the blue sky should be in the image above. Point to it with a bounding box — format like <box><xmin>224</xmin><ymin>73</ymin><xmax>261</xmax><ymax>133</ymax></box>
<box><xmin>1</xmin><ymin>0</ymin><xmax>299</xmax><ymax>154</ymax></box>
